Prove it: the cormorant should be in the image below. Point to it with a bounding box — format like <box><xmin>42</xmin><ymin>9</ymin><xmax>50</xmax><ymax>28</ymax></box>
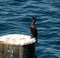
<box><xmin>30</xmin><ymin>16</ymin><xmax>37</xmax><ymax>42</ymax></box>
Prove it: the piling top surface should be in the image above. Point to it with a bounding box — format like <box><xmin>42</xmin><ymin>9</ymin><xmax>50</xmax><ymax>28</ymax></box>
<box><xmin>0</xmin><ymin>34</ymin><xmax>36</xmax><ymax>45</ymax></box>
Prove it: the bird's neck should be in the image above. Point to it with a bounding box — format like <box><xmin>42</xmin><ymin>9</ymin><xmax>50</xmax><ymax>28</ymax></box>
<box><xmin>31</xmin><ymin>19</ymin><xmax>35</xmax><ymax>25</ymax></box>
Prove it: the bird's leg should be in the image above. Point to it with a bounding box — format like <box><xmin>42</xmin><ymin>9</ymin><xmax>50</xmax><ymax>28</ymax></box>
<box><xmin>31</xmin><ymin>35</ymin><xmax>34</xmax><ymax>38</ymax></box>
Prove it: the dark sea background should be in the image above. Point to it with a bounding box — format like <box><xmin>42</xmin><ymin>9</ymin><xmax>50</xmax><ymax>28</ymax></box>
<box><xmin>0</xmin><ymin>0</ymin><xmax>60</xmax><ymax>58</ymax></box>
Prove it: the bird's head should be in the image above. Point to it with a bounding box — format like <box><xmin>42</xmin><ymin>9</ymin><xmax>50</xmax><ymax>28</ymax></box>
<box><xmin>31</xmin><ymin>16</ymin><xmax>36</xmax><ymax>25</ymax></box>
<box><xmin>33</xmin><ymin>16</ymin><xmax>36</xmax><ymax>20</ymax></box>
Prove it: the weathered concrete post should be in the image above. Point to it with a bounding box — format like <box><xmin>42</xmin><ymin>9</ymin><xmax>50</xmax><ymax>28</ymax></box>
<box><xmin>0</xmin><ymin>34</ymin><xmax>36</xmax><ymax>58</ymax></box>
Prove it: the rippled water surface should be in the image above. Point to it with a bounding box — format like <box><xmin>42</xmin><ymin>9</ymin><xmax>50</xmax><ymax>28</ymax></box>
<box><xmin>0</xmin><ymin>0</ymin><xmax>60</xmax><ymax>58</ymax></box>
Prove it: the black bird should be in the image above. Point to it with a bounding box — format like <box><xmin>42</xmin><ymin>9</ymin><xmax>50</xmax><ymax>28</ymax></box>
<box><xmin>30</xmin><ymin>16</ymin><xmax>37</xmax><ymax>42</ymax></box>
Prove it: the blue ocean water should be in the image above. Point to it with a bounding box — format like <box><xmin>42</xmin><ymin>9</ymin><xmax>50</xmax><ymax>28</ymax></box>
<box><xmin>0</xmin><ymin>0</ymin><xmax>60</xmax><ymax>58</ymax></box>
